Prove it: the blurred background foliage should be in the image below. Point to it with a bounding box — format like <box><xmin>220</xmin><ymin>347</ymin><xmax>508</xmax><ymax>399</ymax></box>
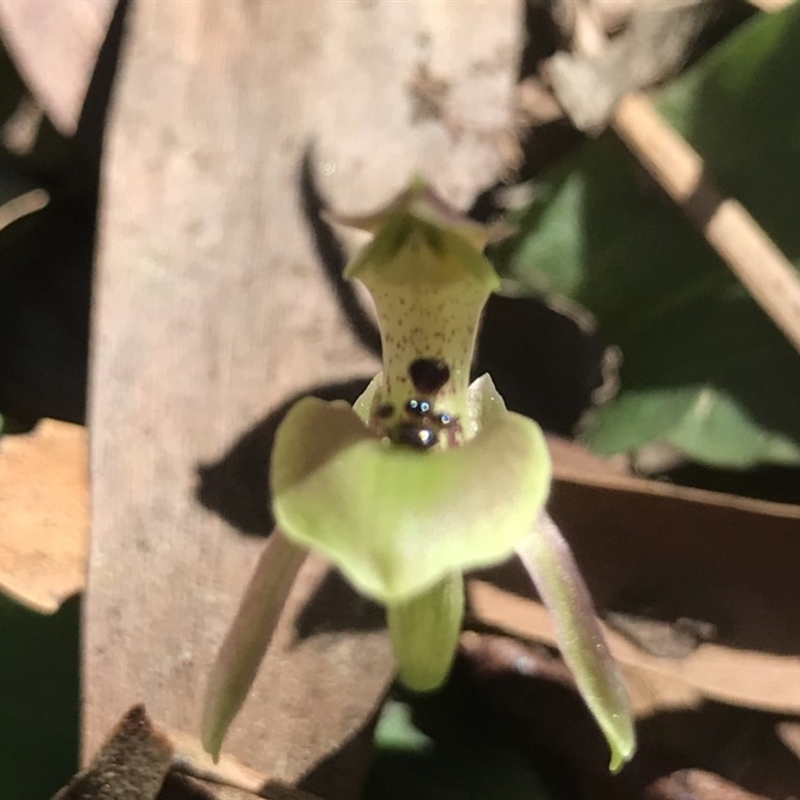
<box><xmin>0</xmin><ymin>594</ymin><xmax>80</xmax><ymax>799</ymax></box>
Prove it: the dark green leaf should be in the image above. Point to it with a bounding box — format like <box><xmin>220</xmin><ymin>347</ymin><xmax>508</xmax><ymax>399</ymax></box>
<box><xmin>496</xmin><ymin>4</ymin><xmax>800</xmax><ymax>468</ymax></box>
<box><xmin>0</xmin><ymin>593</ymin><xmax>80</xmax><ymax>800</ymax></box>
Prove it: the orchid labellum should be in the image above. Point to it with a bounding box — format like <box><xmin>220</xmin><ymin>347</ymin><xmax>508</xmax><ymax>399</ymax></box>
<box><xmin>202</xmin><ymin>180</ymin><xmax>636</xmax><ymax>772</ymax></box>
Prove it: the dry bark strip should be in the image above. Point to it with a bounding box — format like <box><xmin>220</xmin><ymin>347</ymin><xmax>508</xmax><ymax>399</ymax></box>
<box><xmin>85</xmin><ymin>0</ymin><xmax>521</xmax><ymax>795</ymax></box>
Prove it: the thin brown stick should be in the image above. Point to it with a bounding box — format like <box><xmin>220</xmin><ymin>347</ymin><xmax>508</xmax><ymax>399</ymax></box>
<box><xmin>747</xmin><ymin>0</ymin><xmax>794</xmax><ymax>11</ymax></box>
<box><xmin>611</xmin><ymin>92</ymin><xmax>800</xmax><ymax>355</ymax></box>
<box><xmin>0</xmin><ymin>187</ymin><xmax>48</xmax><ymax>232</ymax></box>
<box><xmin>568</xmin><ymin>0</ymin><xmax>800</xmax><ymax>356</ymax></box>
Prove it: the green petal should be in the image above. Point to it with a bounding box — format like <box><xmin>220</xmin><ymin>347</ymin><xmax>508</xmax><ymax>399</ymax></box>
<box><xmin>465</xmin><ymin>373</ymin><xmax>510</xmax><ymax>438</ymax></box>
<box><xmin>516</xmin><ymin>513</ymin><xmax>636</xmax><ymax>772</ymax></box>
<box><xmin>387</xmin><ymin>572</ymin><xmax>464</xmax><ymax>692</ymax></box>
<box><xmin>201</xmin><ymin>531</ymin><xmax>307</xmax><ymax>760</ymax></box>
<box><xmin>353</xmin><ymin>373</ymin><xmax>384</xmax><ymax>424</ymax></box>
<box><xmin>271</xmin><ymin>397</ymin><xmax>551</xmax><ymax>603</ymax></box>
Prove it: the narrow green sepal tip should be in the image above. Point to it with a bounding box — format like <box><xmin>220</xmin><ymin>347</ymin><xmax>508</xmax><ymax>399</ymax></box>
<box><xmin>200</xmin><ymin>532</ymin><xmax>307</xmax><ymax>762</ymax></box>
<box><xmin>604</xmin><ymin>704</ymin><xmax>636</xmax><ymax>772</ymax></box>
<box><xmin>516</xmin><ymin>514</ymin><xmax>637</xmax><ymax>775</ymax></box>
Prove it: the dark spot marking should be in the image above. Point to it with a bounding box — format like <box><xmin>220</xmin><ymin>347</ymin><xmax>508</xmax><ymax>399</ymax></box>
<box><xmin>409</xmin><ymin>357</ymin><xmax>450</xmax><ymax>394</ymax></box>
<box><xmin>376</xmin><ymin>403</ymin><xmax>394</xmax><ymax>419</ymax></box>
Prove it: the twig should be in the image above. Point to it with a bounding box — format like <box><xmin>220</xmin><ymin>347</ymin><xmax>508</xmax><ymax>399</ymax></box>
<box><xmin>611</xmin><ymin>93</ymin><xmax>800</xmax><ymax>356</ymax></box>
<box><xmin>0</xmin><ymin>187</ymin><xmax>49</xmax><ymax>232</ymax></box>
<box><xmin>467</xmin><ymin>580</ymin><xmax>800</xmax><ymax>716</ymax></box>
<box><xmin>562</xmin><ymin>1</ymin><xmax>800</xmax><ymax>356</ymax></box>
<box><xmin>747</xmin><ymin>0</ymin><xmax>794</xmax><ymax>11</ymax></box>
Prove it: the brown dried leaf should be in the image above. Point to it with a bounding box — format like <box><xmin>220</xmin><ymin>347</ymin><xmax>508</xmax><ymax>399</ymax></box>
<box><xmin>471</xmin><ymin>443</ymin><xmax>800</xmax><ymax>793</ymax></box>
<box><xmin>463</xmin><ymin>632</ymin><xmax>800</xmax><ymax>798</ymax></box>
<box><xmin>461</xmin><ymin>632</ymin><xmax>611</xmax><ymax>775</ymax></box>
<box><xmin>643</xmin><ymin>769</ymin><xmax>771</xmax><ymax>800</ymax></box>
<box><xmin>548</xmin><ymin>434</ymin><xmax>629</xmax><ymax>477</ymax></box>
<box><xmin>469</xmin><ymin>580</ymin><xmax>800</xmax><ymax>717</ymax></box>
<box><xmin>0</xmin><ymin>419</ymin><xmax>88</xmax><ymax>613</ymax></box>
<box><xmin>546</xmin><ymin>469</ymin><xmax>800</xmax><ymax>660</ymax></box>
<box><xmin>0</xmin><ymin>0</ymin><xmax>116</xmax><ymax>134</ymax></box>
<box><xmin>776</xmin><ymin>720</ymin><xmax>800</xmax><ymax>762</ymax></box>
<box><xmin>52</xmin><ymin>706</ymin><xmax>327</xmax><ymax>800</ymax></box>
<box><xmin>158</xmin><ymin>773</ymin><xmax>324</xmax><ymax>800</ymax></box>
<box><xmin>163</xmin><ymin>726</ymin><xmax>270</xmax><ymax>797</ymax></box>
<box><xmin>52</xmin><ymin>705</ymin><xmax>173</xmax><ymax>800</ymax></box>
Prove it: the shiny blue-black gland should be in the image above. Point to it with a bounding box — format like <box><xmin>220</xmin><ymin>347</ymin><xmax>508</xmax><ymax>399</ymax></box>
<box><xmin>406</xmin><ymin>399</ymin><xmax>431</xmax><ymax>416</ymax></box>
<box><xmin>389</xmin><ymin>422</ymin><xmax>439</xmax><ymax>450</ymax></box>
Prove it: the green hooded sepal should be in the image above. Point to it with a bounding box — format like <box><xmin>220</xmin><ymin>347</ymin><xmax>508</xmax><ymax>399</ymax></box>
<box><xmin>328</xmin><ymin>178</ymin><xmax>513</xmax><ymax>257</ymax></box>
<box><xmin>344</xmin><ymin>216</ymin><xmax>501</xmax><ymax>293</ymax></box>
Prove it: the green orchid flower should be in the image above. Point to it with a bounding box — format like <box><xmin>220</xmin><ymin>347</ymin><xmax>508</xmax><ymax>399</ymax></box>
<box><xmin>202</xmin><ymin>180</ymin><xmax>636</xmax><ymax>772</ymax></box>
